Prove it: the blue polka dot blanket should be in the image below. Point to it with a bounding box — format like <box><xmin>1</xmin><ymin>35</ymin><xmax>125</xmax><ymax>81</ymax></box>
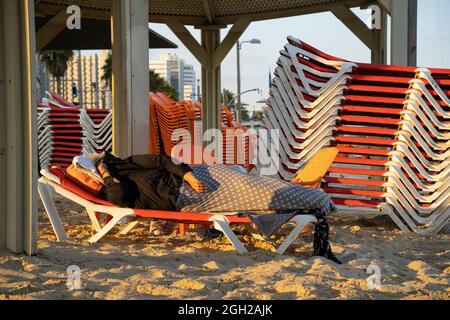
<box><xmin>176</xmin><ymin>165</ymin><xmax>341</xmax><ymax>264</ymax></box>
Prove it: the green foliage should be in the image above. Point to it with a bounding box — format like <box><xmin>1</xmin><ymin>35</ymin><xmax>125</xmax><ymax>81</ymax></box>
<box><xmin>240</xmin><ymin>108</ymin><xmax>251</xmax><ymax>122</ymax></box>
<box><xmin>221</xmin><ymin>89</ymin><xmax>235</xmax><ymax>108</ymax></box>
<box><xmin>150</xmin><ymin>69</ymin><xmax>178</xmax><ymax>100</ymax></box>
<box><xmin>100</xmin><ymin>57</ymin><xmax>178</xmax><ymax>99</ymax></box>
<box><xmin>38</xmin><ymin>50</ymin><xmax>74</xmax><ymax>95</ymax></box>
<box><xmin>101</xmin><ymin>52</ymin><xmax>112</xmax><ymax>87</ymax></box>
<box><xmin>38</xmin><ymin>50</ymin><xmax>74</xmax><ymax>78</ymax></box>
<box><xmin>221</xmin><ymin>88</ymin><xmax>250</xmax><ymax>122</ymax></box>
<box><xmin>251</xmin><ymin>110</ymin><xmax>264</xmax><ymax>121</ymax></box>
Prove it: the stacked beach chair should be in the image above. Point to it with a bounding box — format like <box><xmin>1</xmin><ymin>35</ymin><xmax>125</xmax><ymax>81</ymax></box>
<box><xmin>149</xmin><ymin>92</ymin><xmax>202</xmax><ymax>156</ymax></box>
<box><xmin>37</xmin><ymin>107</ymin><xmax>52</xmax><ymax>168</ymax></box>
<box><xmin>261</xmin><ymin>36</ymin><xmax>450</xmax><ymax>234</ymax></box>
<box><xmin>149</xmin><ymin>92</ymin><xmax>253</xmax><ymax>168</ymax></box>
<box><xmin>37</xmin><ymin>92</ymin><xmax>112</xmax><ymax>168</ymax></box>
<box><xmin>40</xmin><ymin>92</ymin><xmax>251</xmax><ymax>169</ymax></box>
<box><xmin>221</xmin><ymin>106</ymin><xmax>253</xmax><ymax>168</ymax></box>
<box><xmin>381</xmin><ymin>68</ymin><xmax>450</xmax><ymax>233</ymax></box>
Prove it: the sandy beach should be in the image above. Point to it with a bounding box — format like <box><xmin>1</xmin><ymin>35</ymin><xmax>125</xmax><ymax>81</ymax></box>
<box><xmin>0</xmin><ymin>194</ymin><xmax>448</xmax><ymax>300</ymax></box>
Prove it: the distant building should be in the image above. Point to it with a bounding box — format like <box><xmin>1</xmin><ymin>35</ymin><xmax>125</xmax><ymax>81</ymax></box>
<box><xmin>149</xmin><ymin>54</ymin><xmax>197</xmax><ymax>101</ymax></box>
<box><xmin>183</xmin><ymin>64</ymin><xmax>196</xmax><ymax>100</ymax></box>
<box><xmin>37</xmin><ymin>50</ymin><xmax>111</xmax><ymax>109</ymax></box>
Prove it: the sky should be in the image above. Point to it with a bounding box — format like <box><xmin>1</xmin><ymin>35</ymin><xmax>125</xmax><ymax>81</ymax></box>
<box><xmin>148</xmin><ymin>0</ymin><xmax>450</xmax><ymax>111</ymax></box>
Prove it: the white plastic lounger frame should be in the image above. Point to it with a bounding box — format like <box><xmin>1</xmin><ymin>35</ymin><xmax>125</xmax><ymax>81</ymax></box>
<box><xmin>38</xmin><ymin>170</ymin><xmax>318</xmax><ymax>255</ymax></box>
<box><xmin>38</xmin><ymin>170</ymin><xmax>136</xmax><ymax>243</ymax></box>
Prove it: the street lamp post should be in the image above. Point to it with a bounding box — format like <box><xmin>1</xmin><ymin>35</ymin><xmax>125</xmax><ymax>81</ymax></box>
<box><xmin>228</xmin><ymin>88</ymin><xmax>261</xmax><ymax>106</ymax></box>
<box><xmin>236</xmin><ymin>38</ymin><xmax>261</xmax><ymax>122</ymax></box>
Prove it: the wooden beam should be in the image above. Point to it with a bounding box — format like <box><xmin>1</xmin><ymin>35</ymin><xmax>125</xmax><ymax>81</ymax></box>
<box><xmin>152</xmin><ymin>0</ymin><xmax>372</xmax><ymax>25</ymax></box>
<box><xmin>202</xmin><ymin>0</ymin><xmax>215</xmax><ymax>24</ymax></box>
<box><xmin>35</xmin><ymin>3</ymin><xmax>110</xmax><ymax>20</ymax></box>
<box><xmin>194</xmin><ymin>24</ymin><xmax>226</xmax><ymax>30</ymax></box>
<box><xmin>151</xmin><ymin>15</ymin><xmax>209</xmax><ymax>26</ymax></box>
<box><xmin>36</xmin><ymin>0</ymin><xmax>373</xmax><ymax>26</ymax></box>
<box><xmin>213</xmin><ymin>18</ymin><xmax>250</xmax><ymax>68</ymax></box>
<box><xmin>36</xmin><ymin>9</ymin><xmax>67</xmax><ymax>51</ymax></box>
<box><xmin>166</xmin><ymin>20</ymin><xmax>209</xmax><ymax>67</ymax></box>
<box><xmin>376</xmin><ymin>0</ymin><xmax>392</xmax><ymax>14</ymax></box>
<box><xmin>213</xmin><ymin>0</ymin><xmax>373</xmax><ymax>25</ymax></box>
<box><xmin>332</xmin><ymin>5</ymin><xmax>375</xmax><ymax>49</ymax></box>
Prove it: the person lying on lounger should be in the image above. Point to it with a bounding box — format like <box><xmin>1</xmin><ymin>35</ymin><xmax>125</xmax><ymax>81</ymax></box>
<box><xmin>94</xmin><ymin>152</ymin><xmax>341</xmax><ymax>263</ymax></box>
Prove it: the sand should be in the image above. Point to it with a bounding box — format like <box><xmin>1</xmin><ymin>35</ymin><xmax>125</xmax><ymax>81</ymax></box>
<box><xmin>0</xmin><ymin>194</ymin><xmax>448</xmax><ymax>300</ymax></box>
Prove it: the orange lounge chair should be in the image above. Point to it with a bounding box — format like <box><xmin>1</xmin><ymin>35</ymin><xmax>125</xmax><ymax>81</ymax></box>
<box><xmin>37</xmin><ymin>148</ymin><xmax>338</xmax><ymax>255</ymax></box>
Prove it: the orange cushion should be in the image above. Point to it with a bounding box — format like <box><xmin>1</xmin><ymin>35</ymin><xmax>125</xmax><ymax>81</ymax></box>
<box><xmin>65</xmin><ymin>164</ymin><xmax>105</xmax><ymax>197</ymax></box>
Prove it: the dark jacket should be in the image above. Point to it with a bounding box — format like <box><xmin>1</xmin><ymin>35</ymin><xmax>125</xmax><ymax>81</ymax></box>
<box><xmin>102</xmin><ymin>152</ymin><xmax>192</xmax><ymax>210</ymax></box>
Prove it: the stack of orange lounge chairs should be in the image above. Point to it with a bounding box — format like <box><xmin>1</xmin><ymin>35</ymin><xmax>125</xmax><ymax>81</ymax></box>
<box><xmin>149</xmin><ymin>92</ymin><xmax>253</xmax><ymax>169</ymax></box>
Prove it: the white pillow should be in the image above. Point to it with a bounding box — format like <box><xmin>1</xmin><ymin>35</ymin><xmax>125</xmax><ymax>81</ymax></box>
<box><xmin>73</xmin><ymin>156</ymin><xmax>103</xmax><ymax>183</ymax></box>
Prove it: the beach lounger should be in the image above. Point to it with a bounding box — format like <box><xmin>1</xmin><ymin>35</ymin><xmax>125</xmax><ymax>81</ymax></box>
<box><xmin>38</xmin><ymin>147</ymin><xmax>338</xmax><ymax>254</ymax></box>
<box><xmin>38</xmin><ymin>168</ymin><xmax>323</xmax><ymax>255</ymax></box>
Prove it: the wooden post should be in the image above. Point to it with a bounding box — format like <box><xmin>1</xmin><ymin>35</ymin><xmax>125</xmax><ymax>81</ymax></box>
<box><xmin>371</xmin><ymin>6</ymin><xmax>388</xmax><ymax>64</ymax></box>
<box><xmin>391</xmin><ymin>0</ymin><xmax>417</xmax><ymax>66</ymax></box>
<box><xmin>0</xmin><ymin>0</ymin><xmax>37</xmax><ymax>254</ymax></box>
<box><xmin>201</xmin><ymin>28</ymin><xmax>222</xmax><ymax>141</ymax></box>
<box><xmin>166</xmin><ymin>19</ymin><xmax>250</xmax><ymax>137</ymax></box>
<box><xmin>407</xmin><ymin>0</ymin><xmax>417</xmax><ymax>66</ymax></box>
<box><xmin>0</xmin><ymin>1</ymin><xmax>6</xmax><ymax>251</ymax></box>
<box><xmin>111</xmin><ymin>0</ymin><xmax>150</xmax><ymax>158</ymax></box>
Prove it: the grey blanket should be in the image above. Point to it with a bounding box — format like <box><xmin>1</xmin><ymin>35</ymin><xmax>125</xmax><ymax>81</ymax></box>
<box><xmin>176</xmin><ymin>165</ymin><xmax>335</xmax><ymax>237</ymax></box>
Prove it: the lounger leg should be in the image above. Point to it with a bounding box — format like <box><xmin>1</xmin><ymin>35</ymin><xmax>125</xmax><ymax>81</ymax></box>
<box><xmin>209</xmin><ymin>215</ymin><xmax>248</xmax><ymax>254</ymax></box>
<box><xmin>88</xmin><ymin>213</ymin><xmax>132</xmax><ymax>244</ymax></box>
<box><xmin>178</xmin><ymin>223</ymin><xmax>188</xmax><ymax>236</ymax></box>
<box><xmin>277</xmin><ymin>215</ymin><xmax>317</xmax><ymax>255</ymax></box>
<box><xmin>86</xmin><ymin>208</ymin><xmax>102</xmax><ymax>232</ymax></box>
<box><xmin>37</xmin><ymin>178</ymin><xmax>68</xmax><ymax>241</ymax></box>
<box><xmin>118</xmin><ymin>220</ymin><xmax>139</xmax><ymax>236</ymax></box>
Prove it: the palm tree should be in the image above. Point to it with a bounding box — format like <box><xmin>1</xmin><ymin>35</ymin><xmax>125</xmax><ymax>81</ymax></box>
<box><xmin>222</xmin><ymin>88</ymin><xmax>235</xmax><ymax>108</ymax></box>
<box><xmin>149</xmin><ymin>69</ymin><xmax>178</xmax><ymax>100</ymax></box>
<box><xmin>101</xmin><ymin>52</ymin><xmax>112</xmax><ymax>88</ymax></box>
<box><xmin>38</xmin><ymin>50</ymin><xmax>74</xmax><ymax>95</ymax></box>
